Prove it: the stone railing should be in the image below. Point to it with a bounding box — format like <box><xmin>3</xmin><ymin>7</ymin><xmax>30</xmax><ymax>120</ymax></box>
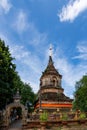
<box><xmin>28</xmin><ymin>111</ymin><xmax>87</xmax><ymax>121</ymax></box>
<box><xmin>23</xmin><ymin>112</ymin><xmax>87</xmax><ymax>130</ymax></box>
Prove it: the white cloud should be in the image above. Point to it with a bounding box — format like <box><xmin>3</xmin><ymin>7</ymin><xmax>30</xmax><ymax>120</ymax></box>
<box><xmin>0</xmin><ymin>12</ymin><xmax>48</xmax><ymax>91</ymax></box>
<box><xmin>73</xmin><ymin>41</ymin><xmax>87</xmax><ymax>60</ymax></box>
<box><xmin>0</xmin><ymin>33</ymin><xmax>8</xmax><ymax>43</ymax></box>
<box><xmin>0</xmin><ymin>0</ymin><xmax>12</xmax><ymax>14</ymax></box>
<box><xmin>18</xmin><ymin>70</ymin><xmax>40</xmax><ymax>93</ymax></box>
<box><xmin>54</xmin><ymin>47</ymin><xmax>87</xmax><ymax>97</ymax></box>
<box><xmin>0</xmin><ymin>34</ymin><xmax>41</xmax><ymax>92</ymax></box>
<box><xmin>13</xmin><ymin>11</ymin><xmax>29</xmax><ymax>33</ymax></box>
<box><xmin>13</xmin><ymin>10</ymin><xmax>48</xmax><ymax>47</ymax></box>
<box><xmin>29</xmin><ymin>31</ymin><xmax>48</xmax><ymax>46</ymax></box>
<box><xmin>0</xmin><ymin>32</ymin><xmax>87</xmax><ymax>97</ymax></box>
<box><xmin>10</xmin><ymin>44</ymin><xmax>45</xmax><ymax>93</ymax></box>
<box><xmin>11</xmin><ymin>43</ymin><xmax>87</xmax><ymax>95</ymax></box>
<box><xmin>10</xmin><ymin>45</ymin><xmax>29</xmax><ymax>60</ymax></box>
<box><xmin>10</xmin><ymin>44</ymin><xmax>42</xmax><ymax>74</ymax></box>
<box><xmin>58</xmin><ymin>0</ymin><xmax>87</xmax><ymax>22</ymax></box>
<box><xmin>1</xmin><ymin>32</ymin><xmax>87</xmax><ymax>97</ymax></box>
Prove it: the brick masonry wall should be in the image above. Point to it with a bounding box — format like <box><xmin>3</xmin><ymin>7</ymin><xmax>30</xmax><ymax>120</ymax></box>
<box><xmin>23</xmin><ymin>120</ymin><xmax>87</xmax><ymax>130</ymax></box>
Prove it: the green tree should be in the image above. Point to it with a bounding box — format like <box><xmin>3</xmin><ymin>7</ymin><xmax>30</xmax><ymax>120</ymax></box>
<box><xmin>73</xmin><ymin>75</ymin><xmax>87</xmax><ymax>112</ymax></box>
<box><xmin>0</xmin><ymin>39</ymin><xmax>36</xmax><ymax>111</ymax></box>
<box><xmin>0</xmin><ymin>39</ymin><xmax>16</xmax><ymax>109</ymax></box>
<box><xmin>12</xmin><ymin>74</ymin><xmax>36</xmax><ymax>111</ymax></box>
<box><xmin>21</xmin><ymin>83</ymin><xmax>36</xmax><ymax>112</ymax></box>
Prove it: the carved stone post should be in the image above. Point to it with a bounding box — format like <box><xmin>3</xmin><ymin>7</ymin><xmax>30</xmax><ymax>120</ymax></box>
<box><xmin>22</xmin><ymin>108</ymin><xmax>27</xmax><ymax>125</ymax></box>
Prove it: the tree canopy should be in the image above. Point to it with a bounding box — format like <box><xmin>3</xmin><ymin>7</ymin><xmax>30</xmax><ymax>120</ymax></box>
<box><xmin>73</xmin><ymin>74</ymin><xmax>87</xmax><ymax>112</ymax></box>
<box><xmin>0</xmin><ymin>39</ymin><xmax>36</xmax><ymax>110</ymax></box>
<box><xmin>0</xmin><ymin>39</ymin><xmax>16</xmax><ymax>109</ymax></box>
<box><xmin>21</xmin><ymin>83</ymin><xmax>36</xmax><ymax>112</ymax></box>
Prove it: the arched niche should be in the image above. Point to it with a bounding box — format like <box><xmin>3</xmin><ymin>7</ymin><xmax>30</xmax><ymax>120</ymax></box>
<box><xmin>52</xmin><ymin>76</ymin><xmax>58</xmax><ymax>87</ymax></box>
<box><xmin>3</xmin><ymin>102</ymin><xmax>27</xmax><ymax>127</ymax></box>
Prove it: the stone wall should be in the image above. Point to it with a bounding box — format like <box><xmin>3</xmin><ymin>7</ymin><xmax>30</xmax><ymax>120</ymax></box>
<box><xmin>22</xmin><ymin>120</ymin><xmax>87</xmax><ymax>130</ymax></box>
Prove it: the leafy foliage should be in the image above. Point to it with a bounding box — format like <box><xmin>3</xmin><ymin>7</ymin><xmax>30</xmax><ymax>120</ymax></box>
<box><xmin>40</xmin><ymin>111</ymin><xmax>48</xmax><ymax>122</ymax></box>
<box><xmin>79</xmin><ymin>113</ymin><xmax>86</xmax><ymax>119</ymax></box>
<box><xmin>0</xmin><ymin>39</ymin><xmax>36</xmax><ymax>111</ymax></box>
<box><xmin>73</xmin><ymin>75</ymin><xmax>87</xmax><ymax>112</ymax></box>
<box><xmin>0</xmin><ymin>39</ymin><xmax>16</xmax><ymax>109</ymax></box>
<box><xmin>21</xmin><ymin>83</ymin><xmax>36</xmax><ymax>112</ymax></box>
<box><xmin>61</xmin><ymin>113</ymin><xmax>68</xmax><ymax>120</ymax></box>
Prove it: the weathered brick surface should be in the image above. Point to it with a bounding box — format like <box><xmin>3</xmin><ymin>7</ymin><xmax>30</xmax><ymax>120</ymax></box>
<box><xmin>24</xmin><ymin>120</ymin><xmax>87</xmax><ymax>130</ymax></box>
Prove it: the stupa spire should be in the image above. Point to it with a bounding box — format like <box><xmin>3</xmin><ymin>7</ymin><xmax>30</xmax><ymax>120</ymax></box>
<box><xmin>49</xmin><ymin>44</ymin><xmax>53</xmax><ymax>57</ymax></box>
<box><xmin>48</xmin><ymin>44</ymin><xmax>53</xmax><ymax>66</ymax></box>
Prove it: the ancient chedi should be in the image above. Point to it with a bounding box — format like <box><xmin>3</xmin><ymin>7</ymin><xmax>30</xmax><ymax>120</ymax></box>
<box><xmin>34</xmin><ymin>48</ymin><xmax>73</xmax><ymax>112</ymax></box>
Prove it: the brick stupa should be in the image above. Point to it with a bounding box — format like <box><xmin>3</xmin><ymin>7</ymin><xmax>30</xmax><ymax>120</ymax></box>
<box><xmin>34</xmin><ymin>51</ymin><xmax>73</xmax><ymax>112</ymax></box>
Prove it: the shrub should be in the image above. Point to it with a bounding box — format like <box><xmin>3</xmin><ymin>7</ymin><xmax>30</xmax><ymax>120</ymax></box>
<box><xmin>79</xmin><ymin>113</ymin><xmax>86</xmax><ymax>119</ymax></box>
<box><xmin>40</xmin><ymin>111</ymin><xmax>48</xmax><ymax>122</ymax></box>
<box><xmin>61</xmin><ymin>113</ymin><xmax>68</xmax><ymax>120</ymax></box>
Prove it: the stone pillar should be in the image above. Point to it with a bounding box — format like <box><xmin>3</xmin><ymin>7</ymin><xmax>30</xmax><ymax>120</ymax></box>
<box><xmin>74</xmin><ymin>112</ymin><xmax>78</xmax><ymax>120</ymax></box>
<box><xmin>3</xmin><ymin>109</ymin><xmax>9</xmax><ymax>127</ymax></box>
<box><xmin>22</xmin><ymin>108</ymin><xmax>27</xmax><ymax>125</ymax></box>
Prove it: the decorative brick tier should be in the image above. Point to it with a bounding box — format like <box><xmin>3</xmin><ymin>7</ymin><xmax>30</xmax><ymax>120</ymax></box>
<box><xmin>34</xmin><ymin>56</ymin><xmax>73</xmax><ymax>112</ymax></box>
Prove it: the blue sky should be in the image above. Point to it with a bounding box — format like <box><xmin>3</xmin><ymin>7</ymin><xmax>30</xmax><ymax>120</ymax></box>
<box><xmin>0</xmin><ymin>0</ymin><xmax>87</xmax><ymax>98</ymax></box>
